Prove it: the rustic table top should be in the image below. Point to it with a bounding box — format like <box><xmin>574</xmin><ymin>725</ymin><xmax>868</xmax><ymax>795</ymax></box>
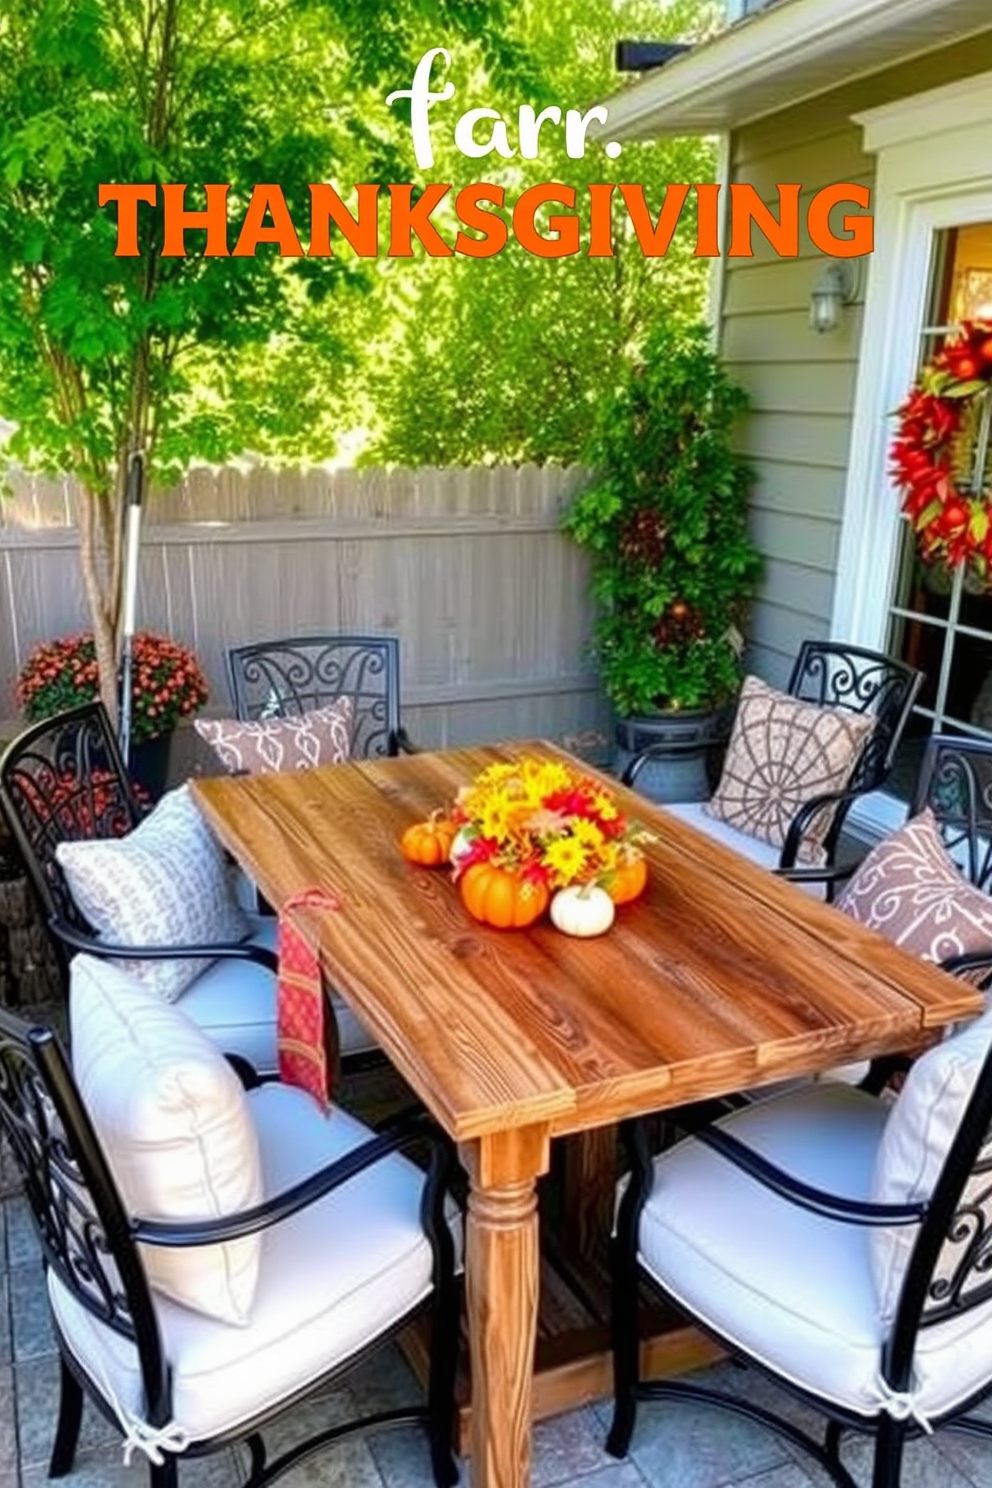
<box><xmin>192</xmin><ymin>740</ymin><xmax>981</xmax><ymax>1143</ymax></box>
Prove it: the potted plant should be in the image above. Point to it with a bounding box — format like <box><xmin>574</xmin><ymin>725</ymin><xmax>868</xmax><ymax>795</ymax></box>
<box><xmin>561</xmin><ymin>320</ymin><xmax>762</xmax><ymax>801</ymax></box>
<box><xmin>15</xmin><ymin>631</ymin><xmax>209</xmax><ymax>800</ymax></box>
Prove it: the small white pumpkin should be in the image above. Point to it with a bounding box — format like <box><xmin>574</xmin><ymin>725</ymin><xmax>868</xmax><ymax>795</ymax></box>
<box><xmin>550</xmin><ymin>885</ymin><xmax>616</xmax><ymax>938</ymax></box>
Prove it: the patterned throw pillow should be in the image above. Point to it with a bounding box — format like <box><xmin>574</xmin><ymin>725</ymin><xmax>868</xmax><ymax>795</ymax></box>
<box><xmin>194</xmin><ymin>696</ymin><xmax>354</xmax><ymax>774</ymax></box>
<box><xmin>836</xmin><ymin>807</ymin><xmax>992</xmax><ymax>965</ymax></box>
<box><xmin>704</xmin><ymin>674</ymin><xmax>876</xmax><ymax>862</ymax></box>
<box><xmin>56</xmin><ymin>784</ymin><xmax>250</xmax><ymax>1001</ymax></box>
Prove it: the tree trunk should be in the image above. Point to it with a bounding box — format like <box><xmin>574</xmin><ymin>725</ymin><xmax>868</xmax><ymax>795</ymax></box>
<box><xmin>77</xmin><ymin>482</ymin><xmax>121</xmax><ymax>730</ymax></box>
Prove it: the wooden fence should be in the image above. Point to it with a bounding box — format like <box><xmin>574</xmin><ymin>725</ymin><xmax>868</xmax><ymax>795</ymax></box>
<box><xmin>0</xmin><ymin>463</ymin><xmax>612</xmax><ymax>777</ymax></box>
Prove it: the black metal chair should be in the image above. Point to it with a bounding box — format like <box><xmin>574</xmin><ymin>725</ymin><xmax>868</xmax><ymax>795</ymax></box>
<box><xmin>0</xmin><ymin>702</ymin><xmax>379</xmax><ymax>1071</ymax></box>
<box><xmin>0</xmin><ymin>991</ymin><xmax>460</xmax><ymax>1488</ymax></box>
<box><xmin>912</xmin><ymin>732</ymin><xmax>992</xmax><ymax>893</ymax></box>
<box><xmin>624</xmin><ymin>640</ymin><xmax>923</xmax><ymax>873</ymax></box>
<box><xmin>226</xmin><ymin>635</ymin><xmax>416</xmax><ymax>758</ymax></box>
<box><xmin>0</xmin><ymin>700</ymin><xmax>274</xmax><ymax>983</ymax></box>
<box><xmin>607</xmin><ymin>1005</ymin><xmax>992</xmax><ymax>1488</ymax></box>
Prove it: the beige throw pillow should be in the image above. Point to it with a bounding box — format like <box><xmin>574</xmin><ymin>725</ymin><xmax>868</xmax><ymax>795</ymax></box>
<box><xmin>704</xmin><ymin>675</ymin><xmax>876</xmax><ymax>862</ymax></box>
<box><xmin>70</xmin><ymin>954</ymin><xmax>263</xmax><ymax>1326</ymax></box>
<box><xmin>836</xmin><ymin>808</ymin><xmax>992</xmax><ymax>967</ymax></box>
<box><xmin>870</xmin><ymin>1005</ymin><xmax>992</xmax><ymax>1320</ymax></box>
<box><xmin>195</xmin><ymin>696</ymin><xmax>354</xmax><ymax>774</ymax></box>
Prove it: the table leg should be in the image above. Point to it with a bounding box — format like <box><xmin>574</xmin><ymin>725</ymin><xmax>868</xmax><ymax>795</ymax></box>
<box><xmin>461</xmin><ymin>1129</ymin><xmax>549</xmax><ymax>1488</ymax></box>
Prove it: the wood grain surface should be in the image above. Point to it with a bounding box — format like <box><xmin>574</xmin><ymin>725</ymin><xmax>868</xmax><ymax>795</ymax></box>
<box><xmin>192</xmin><ymin>739</ymin><xmax>980</xmax><ymax>1141</ymax></box>
<box><xmin>192</xmin><ymin>741</ymin><xmax>983</xmax><ymax>1488</ymax></box>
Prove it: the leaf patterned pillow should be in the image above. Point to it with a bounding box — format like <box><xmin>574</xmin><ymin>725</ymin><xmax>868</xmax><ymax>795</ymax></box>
<box><xmin>194</xmin><ymin>696</ymin><xmax>354</xmax><ymax>774</ymax></box>
<box><xmin>704</xmin><ymin>675</ymin><xmax>876</xmax><ymax>862</ymax></box>
<box><xmin>56</xmin><ymin>785</ymin><xmax>250</xmax><ymax>1001</ymax></box>
<box><xmin>836</xmin><ymin>807</ymin><xmax>992</xmax><ymax>965</ymax></box>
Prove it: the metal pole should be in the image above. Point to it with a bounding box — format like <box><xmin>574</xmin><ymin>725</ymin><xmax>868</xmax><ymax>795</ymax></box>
<box><xmin>118</xmin><ymin>450</ymin><xmax>145</xmax><ymax>766</ymax></box>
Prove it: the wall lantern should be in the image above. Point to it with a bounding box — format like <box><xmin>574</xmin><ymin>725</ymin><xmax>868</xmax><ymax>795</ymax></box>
<box><xmin>809</xmin><ymin>260</ymin><xmax>858</xmax><ymax>334</ymax></box>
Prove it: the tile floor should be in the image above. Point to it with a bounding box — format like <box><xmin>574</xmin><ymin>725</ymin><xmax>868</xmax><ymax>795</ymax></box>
<box><xmin>4</xmin><ymin>1153</ymin><xmax>992</xmax><ymax>1488</ymax></box>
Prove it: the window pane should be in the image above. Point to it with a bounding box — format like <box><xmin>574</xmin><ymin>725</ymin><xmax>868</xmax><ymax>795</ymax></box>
<box><xmin>884</xmin><ymin>221</ymin><xmax>992</xmax><ymax>794</ymax></box>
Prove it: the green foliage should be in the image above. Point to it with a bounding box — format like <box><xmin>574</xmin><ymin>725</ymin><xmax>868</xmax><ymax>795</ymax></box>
<box><xmin>561</xmin><ymin>321</ymin><xmax>762</xmax><ymax>715</ymax></box>
<box><xmin>0</xmin><ymin>0</ymin><xmax>514</xmax><ymax>488</ymax></box>
<box><xmin>360</xmin><ymin>0</ymin><xmax>722</xmax><ymax>465</ymax></box>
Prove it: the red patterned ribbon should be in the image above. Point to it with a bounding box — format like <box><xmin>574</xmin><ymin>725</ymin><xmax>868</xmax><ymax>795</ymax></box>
<box><xmin>277</xmin><ymin>887</ymin><xmax>342</xmax><ymax>1110</ymax></box>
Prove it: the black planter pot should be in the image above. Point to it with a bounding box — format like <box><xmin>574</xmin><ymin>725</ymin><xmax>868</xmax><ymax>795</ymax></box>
<box><xmin>614</xmin><ymin>708</ymin><xmax>733</xmax><ymax>804</ymax></box>
<box><xmin>127</xmin><ymin>733</ymin><xmax>173</xmax><ymax>804</ymax></box>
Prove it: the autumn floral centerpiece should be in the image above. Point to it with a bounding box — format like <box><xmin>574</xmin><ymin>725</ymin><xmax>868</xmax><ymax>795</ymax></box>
<box><xmin>16</xmin><ymin>630</ymin><xmax>209</xmax><ymax>743</ymax></box>
<box><xmin>447</xmin><ymin>756</ymin><xmax>651</xmax><ymax>935</ymax></box>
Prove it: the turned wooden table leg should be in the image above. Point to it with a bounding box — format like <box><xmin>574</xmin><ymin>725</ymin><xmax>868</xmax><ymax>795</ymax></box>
<box><xmin>461</xmin><ymin>1129</ymin><xmax>549</xmax><ymax>1488</ymax></box>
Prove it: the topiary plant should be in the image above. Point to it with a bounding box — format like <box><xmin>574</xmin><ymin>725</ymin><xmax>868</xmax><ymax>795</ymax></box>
<box><xmin>561</xmin><ymin>320</ymin><xmax>762</xmax><ymax>717</ymax></box>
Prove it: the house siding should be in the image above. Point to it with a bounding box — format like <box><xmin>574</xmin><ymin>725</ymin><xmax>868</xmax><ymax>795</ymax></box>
<box><xmin>725</xmin><ymin>29</ymin><xmax>992</xmax><ymax>687</ymax></box>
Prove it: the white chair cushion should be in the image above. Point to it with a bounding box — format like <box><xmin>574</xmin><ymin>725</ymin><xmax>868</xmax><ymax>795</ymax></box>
<box><xmin>665</xmin><ymin>802</ymin><xmax>826</xmax><ymax>899</ymax></box>
<box><xmin>69</xmin><ymin>955</ymin><xmax>262</xmax><ymax>1326</ymax></box>
<box><xmin>871</xmin><ymin>1007</ymin><xmax>992</xmax><ymax>1321</ymax></box>
<box><xmin>632</xmin><ymin>1081</ymin><xmax>992</xmax><ymax>1421</ymax></box>
<box><xmin>49</xmin><ymin>1082</ymin><xmax>460</xmax><ymax>1443</ymax></box>
<box><xmin>57</xmin><ymin>784</ymin><xmax>250</xmax><ymax>1001</ymax></box>
<box><xmin>176</xmin><ymin>913</ymin><xmax>377</xmax><ymax>1076</ymax></box>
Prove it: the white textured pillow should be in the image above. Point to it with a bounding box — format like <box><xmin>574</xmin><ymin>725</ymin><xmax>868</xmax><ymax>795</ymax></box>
<box><xmin>69</xmin><ymin>954</ymin><xmax>262</xmax><ymax>1325</ymax></box>
<box><xmin>56</xmin><ymin>784</ymin><xmax>250</xmax><ymax>1001</ymax></box>
<box><xmin>870</xmin><ymin>1007</ymin><xmax>992</xmax><ymax>1321</ymax></box>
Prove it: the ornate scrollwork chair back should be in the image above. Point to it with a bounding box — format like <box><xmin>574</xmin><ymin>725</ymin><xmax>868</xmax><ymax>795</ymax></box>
<box><xmin>788</xmin><ymin>640</ymin><xmax>923</xmax><ymax>798</ymax></box>
<box><xmin>226</xmin><ymin>635</ymin><xmax>414</xmax><ymax>758</ymax></box>
<box><xmin>0</xmin><ymin>703</ymin><xmax>143</xmax><ymax>979</ymax></box>
<box><xmin>911</xmin><ymin>733</ymin><xmax>992</xmax><ymax>893</ymax></box>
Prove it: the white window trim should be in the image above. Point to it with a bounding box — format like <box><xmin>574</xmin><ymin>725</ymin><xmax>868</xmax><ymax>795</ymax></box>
<box><xmin>830</xmin><ymin>69</ymin><xmax>992</xmax><ymax>841</ymax></box>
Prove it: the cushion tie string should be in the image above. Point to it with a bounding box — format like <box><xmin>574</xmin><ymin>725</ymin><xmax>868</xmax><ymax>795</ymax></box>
<box><xmin>90</xmin><ymin>1357</ymin><xmax>190</xmax><ymax>1466</ymax></box>
<box><xmin>277</xmin><ymin>887</ymin><xmax>343</xmax><ymax>1111</ymax></box>
<box><xmin>873</xmin><ymin>1376</ymin><xmax>933</xmax><ymax>1435</ymax></box>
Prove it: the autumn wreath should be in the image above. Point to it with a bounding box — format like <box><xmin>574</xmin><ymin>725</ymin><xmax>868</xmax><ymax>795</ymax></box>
<box><xmin>890</xmin><ymin>320</ymin><xmax>992</xmax><ymax>584</ymax></box>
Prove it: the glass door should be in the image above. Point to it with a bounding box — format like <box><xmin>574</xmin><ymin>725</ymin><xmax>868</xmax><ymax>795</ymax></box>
<box><xmin>885</xmin><ymin>222</ymin><xmax>992</xmax><ymax>796</ymax></box>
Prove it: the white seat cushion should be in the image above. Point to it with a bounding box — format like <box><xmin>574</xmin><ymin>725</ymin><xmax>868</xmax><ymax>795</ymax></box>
<box><xmin>176</xmin><ymin>913</ymin><xmax>377</xmax><ymax>1075</ymax></box>
<box><xmin>70</xmin><ymin>956</ymin><xmax>262</xmax><ymax>1326</ymax></box>
<box><xmin>665</xmin><ymin>801</ymin><xmax>826</xmax><ymax>899</ymax></box>
<box><xmin>50</xmin><ymin>1082</ymin><xmax>459</xmax><ymax>1443</ymax></box>
<box><xmin>632</xmin><ymin>1080</ymin><xmax>992</xmax><ymax>1422</ymax></box>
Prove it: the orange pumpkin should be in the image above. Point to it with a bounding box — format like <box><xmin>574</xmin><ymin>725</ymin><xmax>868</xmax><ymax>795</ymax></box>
<box><xmin>459</xmin><ymin>863</ymin><xmax>549</xmax><ymax>929</ymax></box>
<box><xmin>400</xmin><ymin>815</ymin><xmax>457</xmax><ymax>867</ymax></box>
<box><xmin>607</xmin><ymin>851</ymin><xmax>648</xmax><ymax>906</ymax></box>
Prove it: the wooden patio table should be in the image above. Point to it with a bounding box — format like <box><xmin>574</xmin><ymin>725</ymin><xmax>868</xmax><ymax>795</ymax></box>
<box><xmin>191</xmin><ymin>740</ymin><xmax>982</xmax><ymax>1488</ymax></box>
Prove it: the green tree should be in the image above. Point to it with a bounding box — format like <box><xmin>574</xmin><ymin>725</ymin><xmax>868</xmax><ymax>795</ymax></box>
<box><xmin>0</xmin><ymin>0</ymin><xmax>509</xmax><ymax>720</ymax></box>
<box><xmin>361</xmin><ymin>0</ymin><xmax>722</xmax><ymax>466</ymax></box>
